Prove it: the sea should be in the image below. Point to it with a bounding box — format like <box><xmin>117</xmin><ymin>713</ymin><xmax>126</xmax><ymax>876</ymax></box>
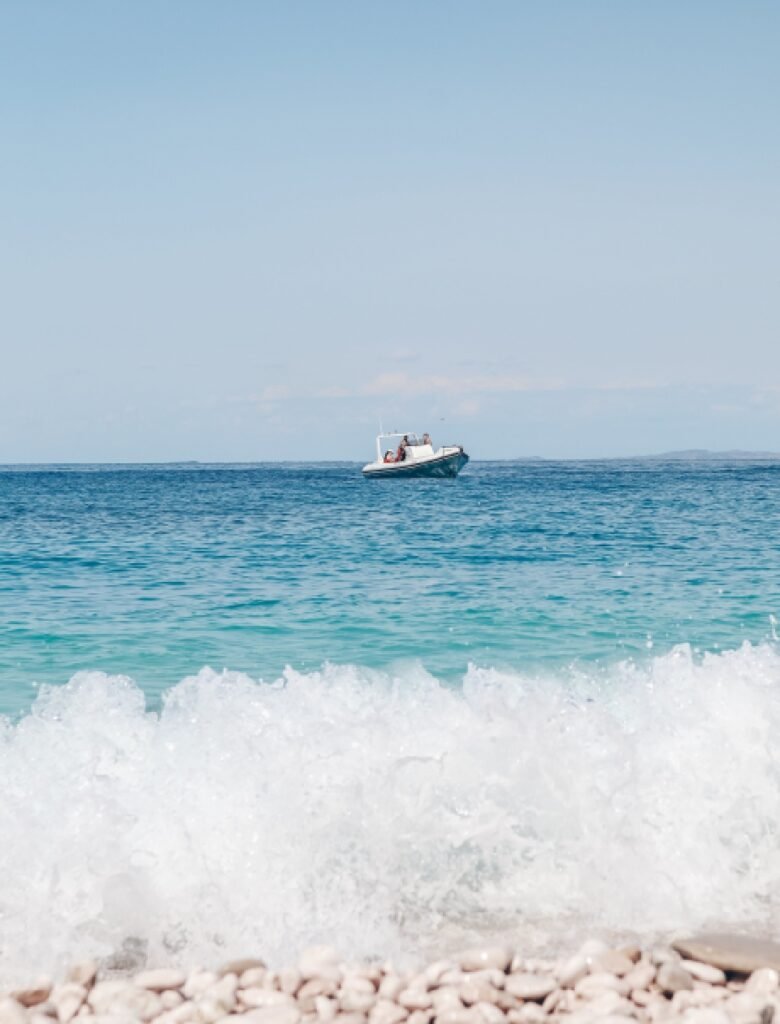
<box><xmin>1</xmin><ymin>459</ymin><xmax>780</xmax><ymax>982</ymax></box>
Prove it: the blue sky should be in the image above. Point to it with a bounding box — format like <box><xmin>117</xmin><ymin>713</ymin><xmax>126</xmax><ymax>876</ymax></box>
<box><xmin>1</xmin><ymin>1</ymin><xmax>778</xmax><ymax>461</ymax></box>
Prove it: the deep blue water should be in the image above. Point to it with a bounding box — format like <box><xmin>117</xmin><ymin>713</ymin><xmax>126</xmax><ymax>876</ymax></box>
<box><xmin>1</xmin><ymin>459</ymin><xmax>779</xmax><ymax>716</ymax></box>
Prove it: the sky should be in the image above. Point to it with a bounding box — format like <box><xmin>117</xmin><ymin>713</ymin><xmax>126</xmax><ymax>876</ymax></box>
<box><xmin>0</xmin><ymin>1</ymin><xmax>778</xmax><ymax>461</ymax></box>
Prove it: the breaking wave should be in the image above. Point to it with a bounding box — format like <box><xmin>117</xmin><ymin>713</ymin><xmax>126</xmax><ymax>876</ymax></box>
<box><xmin>3</xmin><ymin>642</ymin><xmax>780</xmax><ymax>983</ymax></box>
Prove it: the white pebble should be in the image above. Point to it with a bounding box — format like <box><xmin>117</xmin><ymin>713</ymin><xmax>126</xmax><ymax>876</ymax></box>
<box><xmin>160</xmin><ymin>992</ymin><xmax>183</xmax><ymax>1010</ymax></box>
<box><xmin>339</xmin><ymin>992</ymin><xmax>375</xmax><ymax>1014</ymax></box>
<box><xmin>50</xmin><ymin>984</ymin><xmax>86</xmax><ymax>1024</ymax></box>
<box><xmin>242</xmin><ymin>1008</ymin><xmax>302</xmax><ymax>1024</ymax></box>
<box><xmin>197</xmin><ymin>995</ymin><xmax>229</xmax><ymax>1024</ymax></box>
<box><xmin>679</xmin><ymin>1012</ymin><xmax>731</xmax><ymax>1024</ymax></box>
<box><xmin>88</xmin><ymin>980</ymin><xmax>162</xmax><ymax>1021</ymax></box>
<box><xmin>458</xmin><ymin>983</ymin><xmax>498</xmax><ymax>1008</ymax></box>
<box><xmin>434</xmin><ymin>1011</ymin><xmax>477</xmax><ymax>1024</ymax></box>
<box><xmin>474</xmin><ymin>1003</ymin><xmax>505</xmax><ymax>1024</ymax></box>
<box><xmin>724</xmin><ymin>991</ymin><xmax>771</xmax><ymax>1020</ymax></box>
<box><xmin>504</xmin><ymin>975</ymin><xmax>555</xmax><ymax>1002</ymax></box>
<box><xmin>746</xmin><ymin>967</ymin><xmax>780</xmax><ymax>994</ymax></box>
<box><xmin>241</xmin><ymin>990</ymin><xmax>296</xmax><ymax>1010</ymax></box>
<box><xmin>439</xmin><ymin>971</ymin><xmax>466</xmax><ymax>987</ymax></box>
<box><xmin>213</xmin><ymin>975</ymin><xmax>238</xmax><ymax>1004</ymax></box>
<box><xmin>153</xmin><ymin>1000</ymin><xmax>199</xmax><ymax>1024</ymax></box>
<box><xmin>431</xmin><ymin>988</ymin><xmax>463</xmax><ymax>1013</ymax></box>
<box><xmin>240</xmin><ymin>970</ymin><xmax>268</xmax><ymax>990</ymax></box>
<box><xmin>315</xmin><ymin>996</ymin><xmax>337</xmax><ymax>1022</ymax></box>
<box><xmin>397</xmin><ymin>991</ymin><xmax>431</xmax><ymax>1012</ymax></box>
<box><xmin>623</xmin><ymin>962</ymin><xmax>656</xmax><ymax>991</ymax></box>
<box><xmin>579</xmin><ymin>990</ymin><xmax>629</xmax><ymax>1016</ymax></box>
<box><xmin>459</xmin><ymin>950</ymin><xmax>512</xmax><ymax>974</ymax></box>
<box><xmin>574</xmin><ymin>972</ymin><xmax>626</xmax><ymax>999</ymax></box>
<box><xmin>28</xmin><ymin>1003</ymin><xmax>56</xmax><ymax>1021</ymax></box>
<box><xmin>135</xmin><ymin>970</ymin><xmax>186</xmax><ymax>993</ymax></box>
<box><xmin>631</xmin><ymin>989</ymin><xmax>653</xmax><ymax>1008</ymax></box>
<box><xmin>590</xmin><ymin>952</ymin><xmax>634</xmax><ymax>977</ymax></box>
<box><xmin>657</xmin><ymin>963</ymin><xmax>694</xmax><ymax>995</ymax></box>
<box><xmin>184</xmin><ymin>972</ymin><xmax>218</xmax><ymax>999</ymax></box>
<box><xmin>466</xmin><ymin>971</ymin><xmax>504</xmax><ymax>991</ymax></box>
<box><xmin>376</xmin><ymin>979</ymin><xmax>404</xmax><ymax>1003</ymax></box>
<box><xmin>0</xmin><ymin>999</ymin><xmax>27</xmax><ymax>1024</ymax></box>
<box><xmin>299</xmin><ymin>949</ymin><xmax>341</xmax><ymax>982</ymax></box>
<box><xmin>680</xmin><ymin>960</ymin><xmax>726</xmax><ymax>986</ymax></box>
<box><xmin>368</xmin><ymin>1000</ymin><xmax>407</xmax><ymax>1024</ymax></box>
<box><xmin>557</xmin><ymin>955</ymin><xmax>588</xmax><ymax>989</ymax></box>
<box><xmin>278</xmin><ymin>971</ymin><xmax>302</xmax><ymax>997</ymax></box>
<box><xmin>510</xmin><ymin>1006</ymin><xmax>546</xmax><ymax>1024</ymax></box>
<box><xmin>577</xmin><ymin>940</ymin><xmax>610</xmax><ymax>962</ymax></box>
<box><xmin>422</xmin><ymin>962</ymin><xmax>455</xmax><ymax>987</ymax></box>
<box><xmin>340</xmin><ymin>979</ymin><xmax>375</xmax><ymax>997</ymax></box>
<box><xmin>298</xmin><ymin>979</ymin><xmax>338</xmax><ymax>1008</ymax></box>
<box><xmin>650</xmin><ymin>946</ymin><xmax>682</xmax><ymax>967</ymax></box>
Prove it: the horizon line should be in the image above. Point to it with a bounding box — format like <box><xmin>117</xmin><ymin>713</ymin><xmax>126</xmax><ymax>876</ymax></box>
<box><xmin>2</xmin><ymin>449</ymin><xmax>780</xmax><ymax>468</ymax></box>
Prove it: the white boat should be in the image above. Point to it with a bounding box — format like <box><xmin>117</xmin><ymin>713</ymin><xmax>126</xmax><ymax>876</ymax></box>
<box><xmin>362</xmin><ymin>432</ymin><xmax>469</xmax><ymax>478</ymax></box>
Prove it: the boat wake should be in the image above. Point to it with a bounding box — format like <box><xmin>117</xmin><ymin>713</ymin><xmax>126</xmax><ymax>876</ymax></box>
<box><xmin>2</xmin><ymin>642</ymin><xmax>780</xmax><ymax>983</ymax></box>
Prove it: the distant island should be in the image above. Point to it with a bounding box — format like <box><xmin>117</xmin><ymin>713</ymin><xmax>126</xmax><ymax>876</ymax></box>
<box><xmin>500</xmin><ymin>450</ymin><xmax>780</xmax><ymax>462</ymax></box>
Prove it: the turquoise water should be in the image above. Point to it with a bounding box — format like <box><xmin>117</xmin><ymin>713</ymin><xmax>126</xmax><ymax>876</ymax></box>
<box><xmin>0</xmin><ymin>460</ymin><xmax>778</xmax><ymax>715</ymax></box>
<box><xmin>3</xmin><ymin>459</ymin><xmax>780</xmax><ymax>980</ymax></box>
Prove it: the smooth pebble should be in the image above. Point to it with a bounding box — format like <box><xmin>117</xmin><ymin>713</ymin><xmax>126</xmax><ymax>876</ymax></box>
<box><xmin>657</xmin><ymin>964</ymin><xmax>694</xmax><ymax>996</ymax></box>
<box><xmin>0</xmin><ymin>999</ymin><xmax>27</xmax><ymax>1024</ymax></box>
<box><xmin>504</xmin><ymin>976</ymin><xmax>555</xmax><ymax>1002</ymax></box>
<box><xmin>459</xmin><ymin>951</ymin><xmax>512</xmax><ymax>975</ymax></box>
<box><xmin>680</xmin><ymin>961</ymin><xmax>726</xmax><ymax>986</ymax></box>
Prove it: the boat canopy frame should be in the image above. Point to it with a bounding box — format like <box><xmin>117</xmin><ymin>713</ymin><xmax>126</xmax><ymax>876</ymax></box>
<box><xmin>375</xmin><ymin>431</ymin><xmax>422</xmax><ymax>462</ymax></box>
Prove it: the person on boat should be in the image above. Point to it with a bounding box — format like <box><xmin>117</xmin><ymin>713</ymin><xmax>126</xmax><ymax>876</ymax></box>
<box><xmin>383</xmin><ymin>450</ymin><xmax>395</xmax><ymax>463</ymax></box>
<box><xmin>396</xmin><ymin>436</ymin><xmax>409</xmax><ymax>462</ymax></box>
<box><xmin>422</xmin><ymin>432</ymin><xmax>432</xmax><ymax>446</ymax></box>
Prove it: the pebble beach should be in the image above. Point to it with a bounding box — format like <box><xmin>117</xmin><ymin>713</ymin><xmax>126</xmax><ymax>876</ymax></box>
<box><xmin>4</xmin><ymin>936</ymin><xmax>780</xmax><ymax>1024</ymax></box>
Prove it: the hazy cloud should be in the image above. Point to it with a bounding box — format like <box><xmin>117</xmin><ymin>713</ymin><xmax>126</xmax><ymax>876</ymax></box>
<box><xmin>361</xmin><ymin>372</ymin><xmax>562</xmax><ymax>398</ymax></box>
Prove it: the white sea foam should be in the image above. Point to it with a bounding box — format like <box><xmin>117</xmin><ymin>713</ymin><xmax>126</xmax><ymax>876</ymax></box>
<box><xmin>2</xmin><ymin>643</ymin><xmax>780</xmax><ymax>983</ymax></box>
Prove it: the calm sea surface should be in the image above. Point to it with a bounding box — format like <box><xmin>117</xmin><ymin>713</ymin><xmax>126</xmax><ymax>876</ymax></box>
<box><xmin>1</xmin><ymin>459</ymin><xmax>778</xmax><ymax>716</ymax></box>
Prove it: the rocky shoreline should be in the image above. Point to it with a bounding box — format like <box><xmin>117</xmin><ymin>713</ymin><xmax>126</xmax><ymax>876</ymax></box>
<box><xmin>3</xmin><ymin>935</ymin><xmax>780</xmax><ymax>1024</ymax></box>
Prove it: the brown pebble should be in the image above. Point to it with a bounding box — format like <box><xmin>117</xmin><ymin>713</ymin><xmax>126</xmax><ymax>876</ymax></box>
<box><xmin>618</xmin><ymin>944</ymin><xmax>642</xmax><ymax>964</ymax></box>
<box><xmin>672</xmin><ymin>934</ymin><xmax>780</xmax><ymax>975</ymax></box>
<box><xmin>220</xmin><ymin>959</ymin><xmax>267</xmax><ymax>978</ymax></box>
<box><xmin>65</xmin><ymin>964</ymin><xmax>97</xmax><ymax>990</ymax></box>
<box><xmin>10</xmin><ymin>984</ymin><xmax>51</xmax><ymax>1009</ymax></box>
